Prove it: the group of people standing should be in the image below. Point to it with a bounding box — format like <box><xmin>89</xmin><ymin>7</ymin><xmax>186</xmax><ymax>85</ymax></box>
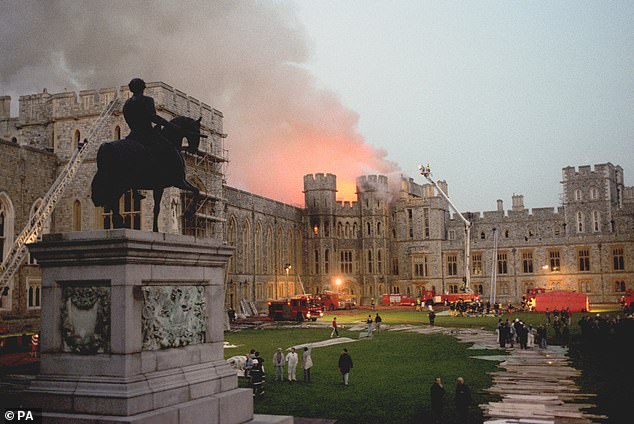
<box><xmin>272</xmin><ymin>346</ymin><xmax>313</xmax><ymax>383</ymax></box>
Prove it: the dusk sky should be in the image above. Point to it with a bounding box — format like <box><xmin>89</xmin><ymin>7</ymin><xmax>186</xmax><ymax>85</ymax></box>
<box><xmin>1</xmin><ymin>1</ymin><xmax>632</xmax><ymax>212</ymax></box>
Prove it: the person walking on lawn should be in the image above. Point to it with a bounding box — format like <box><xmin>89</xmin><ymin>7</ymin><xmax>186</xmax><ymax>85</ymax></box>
<box><xmin>338</xmin><ymin>348</ymin><xmax>353</xmax><ymax>386</ymax></box>
<box><xmin>375</xmin><ymin>313</ymin><xmax>382</xmax><ymax>332</ymax></box>
<box><xmin>330</xmin><ymin>316</ymin><xmax>339</xmax><ymax>338</ymax></box>
<box><xmin>366</xmin><ymin>314</ymin><xmax>373</xmax><ymax>337</ymax></box>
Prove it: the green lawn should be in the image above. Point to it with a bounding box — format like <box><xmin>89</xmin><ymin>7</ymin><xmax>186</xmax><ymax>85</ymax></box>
<box><xmin>225</xmin><ymin>326</ymin><xmax>503</xmax><ymax>423</ymax></box>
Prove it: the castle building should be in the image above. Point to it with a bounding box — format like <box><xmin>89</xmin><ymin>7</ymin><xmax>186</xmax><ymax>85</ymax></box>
<box><xmin>0</xmin><ymin>83</ymin><xmax>632</xmax><ymax>342</ymax></box>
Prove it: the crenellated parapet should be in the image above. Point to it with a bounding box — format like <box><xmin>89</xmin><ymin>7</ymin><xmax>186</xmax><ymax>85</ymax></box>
<box><xmin>303</xmin><ymin>173</ymin><xmax>337</xmax><ymax>192</ymax></box>
<box><xmin>16</xmin><ymin>82</ymin><xmax>222</xmax><ymax>132</ymax></box>
<box><xmin>356</xmin><ymin>175</ymin><xmax>388</xmax><ymax>193</ymax></box>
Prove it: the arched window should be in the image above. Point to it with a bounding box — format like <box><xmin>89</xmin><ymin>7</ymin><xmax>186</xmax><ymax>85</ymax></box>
<box><xmin>255</xmin><ymin>223</ymin><xmax>262</xmax><ymax>274</ymax></box>
<box><xmin>377</xmin><ymin>249</ymin><xmax>382</xmax><ymax>273</ymax></box>
<box><xmin>345</xmin><ymin>222</ymin><xmax>350</xmax><ymax>238</ymax></box>
<box><xmin>227</xmin><ymin>217</ymin><xmax>237</xmax><ymax>273</ymax></box>
<box><xmin>592</xmin><ymin>211</ymin><xmax>600</xmax><ymax>232</ymax></box>
<box><xmin>377</xmin><ymin>222</ymin><xmax>382</xmax><ymax>236</ymax></box>
<box><xmin>480</xmin><ymin>232</ymin><xmax>486</xmax><ymax>240</ymax></box>
<box><xmin>265</xmin><ymin>226</ymin><xmax>274</xmax><ymax>273</ymax></box>
<box><xmin>324</xmin><ymin>249</ymin><xmax>330</xmax><ymax>274</ymax></box>
<box><xmin>114</xmin><ymin>125</ymin><xmax>121</xmax><ymax>140</ymax></box>
<box><xmin>353</xmin><ymin>223</ymin><xmax>357</xmax><ymax>238</ymax></box>
<box><xmin>73</xmin><ymin>129</ymin><xmax>81</xmax><ymax>151</ymax></box>
<box><xmin>0</xmin><ymin>193</ymin><xmax>15</xmax><ymax>261</ymax></box>
<box><xmin>241</xmin><ymin>220</ymin><xmax>251</xmax><ymax>274</ymax></box>
<box><xmin>575</xmin><ymin>189</ymin><xmax>582</xmax><ymax>201</ymax></box>
<box><xmin>590</xmin><ymin>187</ymin><xmax>598</xmax><ymax>200</ymax></box>
<box><xmin>337</xmin><ymin>222</ymin><xmax>342</xmax><ymax>238</ymax></box>
<box><xmin>367</xmin><ymin>222</ymin><xmax>371</xmax><ymax>236</ymax></box>
<box><xmin>577</xmin><ymin>211</ymin><xmax>584</xmax><ymax>233</ymax></box>
<box><xmin>367</xmin><ymin>250</ymin><xmax>374</xmax><ymax>273</ymax></box>
<box><xmin>73</xmin><ymin>200</ymin><xmax>82</xmax><ymax>231</ymax></box>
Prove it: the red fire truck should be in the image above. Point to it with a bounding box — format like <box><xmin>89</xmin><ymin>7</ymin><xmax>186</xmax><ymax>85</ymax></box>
<box><xmin>433</xmin><ymin>293</ymin><xmax>480</xmax><ymax>304</ymax></box>
<box><xmin>268</xmin><ymin>296</ymin><xmax>324</xmax><ymax>322</ymax></box>
<box><xmin>381</xmin><ymin>293</ymin><xmax>418</xmax><ymax>306</ymax></box>
<box><xmin>316</xmin><ymin>291</ymin><xmax>356</xmax><ymax>311</ymax></box>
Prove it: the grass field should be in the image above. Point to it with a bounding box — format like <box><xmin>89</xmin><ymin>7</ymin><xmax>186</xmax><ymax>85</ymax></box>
<box><xmin>225</xmin><ymin>306</ymin><xmax>623</xmax><ymax>422</ymax></box>
<box><xmin>225</xmin><ymin>318</ymin><xmax>504</xmax><ymax>423</ymax></box>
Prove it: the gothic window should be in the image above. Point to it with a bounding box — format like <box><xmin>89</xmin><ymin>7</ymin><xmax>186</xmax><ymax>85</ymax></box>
<box><xmin>337</xmin><ymin>222</ymin><xmax>342</xmax><ymax>237</ymax></box>
<box><xmin>377</xmin><ymin>249</ymin><xmax>383</xmax><ymax>273</ymax></box>
<box><xmin>27</xmin><ymin>279</ymin><xmax>41</xmax><ymax>309</ymax></box>
<box><xmin>498</xmin><ymin>282</ymin><xmax>509</xmax><ymax>296</ymax></box>
<box><xmin>266</xmin><ymin>226</ymin><xmax>274</xmax><ymax>273</ymax></box>
<box><xmin>579</xmin><ymin>280</ymin><xmax>592</xmax><ymax>293</ymax></box>
<box><xmin>590</xmin><ymin>187</ymin><xmax>598</xmax><ymax>200</ymax></box>
<box><xmin>314</xmin><ymin>249</ymin><xmax>320</xmax><ymax>274</ymax></box>
<box><xmin>592</xmin><ymin>211</ymin><xmax>600</xmax><ymax>232</ymax></box>
<box><xmin>367</xmin><ymin>222</ymin><xmax>371</xmax><ymax>236</ymax></box>
<box><xmin>227</xmin><ymin>217</ymin><xmax>237</xmax><ymax>273</ymax></box>
<box><xmin>345</xmin><ymin>222</ymin><xmax>350</xmax><ymax>238</ymax></box>
<box><xmin>474</xmin><ymin>284</ymin><xmax>484</xmax><ymax>295</ymax></box>
<box><xmin>578</xmin><ymin>249</ymin><xmax>590</xmax><ymax>272</ymax></box>
<box><xmin>522</xmin><ymin>251</ymin><xmax>534</xmax><ymax>273</ymax></box>
<box><xmin>255</xmin><ymin>223</ymin><xmax>262</xmax><ymax>274</ymax></box>
<box><xmin>114</xmin><ymin>125</ymin><xmax>121</xmax><ymax>140</ymax></box>
<box><xmin>324</xmin><ymin>249</ymin><xmax>330</xmax><ymax>274</ymax></box>
<box><xmin>377</xmin><ymin>221</ymin><xmax>382</xmax><ymax>237</ymax></box>
<box><xmin>614</xmin><ymin>280</ymin><xmax>626</xmax><ymax>292</ymax></box>
<box><xmin>0</xmin><ymin>192</ymin><xmax>15</xmax><ymax>262</ymax></box>
<box><xmin>414</xmin><ymin>256</ymin><xmax>428</xmax><ymax>277</ymax></box>
<box><xmin>497</xmin><ymin>253</ymin><xmax>508</xmax><ymax>274</ymax></box>
<box><xmin>73</xmin><ymin>199</ymin><xmax>82</xmax><ymax>231</ymax></box>
<box><xmin>448</xmin><ymin>230</ymin><xmax>456</xmax><ymax>240</ymax></box>
<box><xmin>407</xmin><ymin>209</ymin><xmax>413</xmax><ymax>239</ymax></box>
<box><xmin>613</xmin><ymin>247</ymin><xmax>625</xmax><ymax>271</ymax></box>
<box><xmin>447</xmin><ymin>254</ymin><xmax>458</xmax><ymax>276</ymax></box>
<box><xmin>575</xmin><ymin>189</ymin><xmax>582</xmax><ymax>201</ymax></box>
<box><xmin>480</xmin><ymin>232</ymin><xmax>486</xmax><ymax>240</ymax></box>
<box><xmin>340</xmin><ymin>250</ymin><xmax>353</xmax><ymax>274</ymax></box>
<box><xmin>448</xmin><ymin>284</ymin><xmax>459</xmax><ymax>294</ymax></box>
<box><xmin>577</xmin><ymin>211</ymin><xmax>584</xmax><ymax>233</ymax></box>
<box><xmin>353</xmin><ymin>222</ymin><xmax>357</xmax><ymax>238</ymax></box>
<box><xmin>472</xmin><ymin>253</ymin><xmax>482</xmax><ymax>275</ymax></box>
<box><xmin>367</xmin><ymin>250</ymin><xmax>374</xmax><ymax>273</ymax></box>
<box><xmin>423</xmin><ymin>208</ymin><xmax>430</xmax><ymax>238</ymax></box>
<box><xmin>241</xmin><ymin>220</ymin><xmax>251</xmax><ymax>273</ymax></box>
<box><xmin>549</xmin><ymin>250</ymin><xmax>561</xmax><ymax>271</ymax></box>
<box><xmin>73</xmin><ymin>129</ymin><xmax>81</xmax><ymax>151</ymax></box>
<box><xmin>392</xmin><ymin>257</ymin><xmax>399</xmax><ymax>275</ymax></box>
<box><xmin>504</xmin><ymin>229</ymin><xmax>510</xmax><ymax>238</ymax></box>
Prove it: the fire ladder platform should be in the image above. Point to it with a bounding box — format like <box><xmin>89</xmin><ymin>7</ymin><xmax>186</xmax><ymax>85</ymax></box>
<box><xmin>0</xmin><ymin>95</ymin><xmax>121</xmax><ymax>290</ymax></box>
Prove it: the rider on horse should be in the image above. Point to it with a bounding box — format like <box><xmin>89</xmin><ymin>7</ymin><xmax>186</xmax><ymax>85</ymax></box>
<box><xmin>123</xmin><ymin>78</ymin><xmax>174</xmax><ymax>150</ymax></box>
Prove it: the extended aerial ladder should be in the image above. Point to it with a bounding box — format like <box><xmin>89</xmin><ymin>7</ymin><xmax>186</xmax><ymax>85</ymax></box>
<box><xmin>418</xmin><ymin>164</ymin><xmax>472</xmax><ymax>292</ymax></box>
<box><xmin>0</xmin><ymin>93</ymin><xmax>121</xmax><ymax>293</ymax></box>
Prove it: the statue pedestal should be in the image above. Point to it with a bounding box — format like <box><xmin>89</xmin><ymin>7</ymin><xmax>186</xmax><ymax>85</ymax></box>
<box><xmin>25</xmin><ymin>229</ymin><xmax>252</xmax><ymax>424</ymax></box>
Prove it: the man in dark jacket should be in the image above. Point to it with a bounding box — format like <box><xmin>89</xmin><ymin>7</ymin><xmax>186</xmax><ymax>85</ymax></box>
<box><xmin>430</xmin><ymin>376</ymin><xmax>446</xmax><ymax>423</ymax></box>
<box><xmin>338</xmin><ymin>348</ymin><xmax>353</xmax><ymax>386</ymax></box>
<box><xmin>455</xmin><ymin>377</ymin><xmax>472</xmax><ymax>423</ymax></box>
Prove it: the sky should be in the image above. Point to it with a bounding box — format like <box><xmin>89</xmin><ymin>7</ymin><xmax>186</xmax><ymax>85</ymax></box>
<box><xmin>0</xmin><ymin>1</ymin><xmax>632</xmax><ymax>212</ymax></box>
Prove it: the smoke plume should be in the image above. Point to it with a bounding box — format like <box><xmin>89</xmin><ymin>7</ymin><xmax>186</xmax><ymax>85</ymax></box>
<box><xmin>0</xmin><ymin>0</ymin><xmax>398</xmax><ymax>204</ymax></box>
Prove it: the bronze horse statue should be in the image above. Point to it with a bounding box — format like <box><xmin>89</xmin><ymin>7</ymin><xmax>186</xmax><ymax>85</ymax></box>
<box><xmin>91</xmin><ymin>116</ymin><xmax>205</xmax><ymax>232</ymax></box>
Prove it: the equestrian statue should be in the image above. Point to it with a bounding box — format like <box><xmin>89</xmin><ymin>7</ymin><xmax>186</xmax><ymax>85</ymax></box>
<box><xmin>91</xmin><ymin>78</ymin><xmax>206</xmax><ymax>232</ymax></box>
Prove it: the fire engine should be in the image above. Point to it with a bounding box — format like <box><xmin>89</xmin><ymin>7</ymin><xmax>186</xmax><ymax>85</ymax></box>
<box><xmin>317</xmin><ymin>291</ymin><xmax>357</xmax><ymax>311</ymax></box>
<box><xmin>268</xmin><ymin>296</ymin><xmax>324</xmax><ymax>322</ymax></box>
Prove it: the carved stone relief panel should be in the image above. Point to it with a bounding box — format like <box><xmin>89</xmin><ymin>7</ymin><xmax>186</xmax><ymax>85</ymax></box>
<box><xmin>142</xmin><ymin>286</ymin><xmax>207</xmax><ymax>351</ymax></box>
<box><xmin>61</xmin><ymin>286</ymin><xmax>111</xmax><ymax>354</ymax></box>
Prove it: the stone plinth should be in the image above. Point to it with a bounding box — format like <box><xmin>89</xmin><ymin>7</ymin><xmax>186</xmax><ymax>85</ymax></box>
<box><xmin>24</xmin><ymin>229</ymin><xmax>251</xmax><ymax>424</ymax></box>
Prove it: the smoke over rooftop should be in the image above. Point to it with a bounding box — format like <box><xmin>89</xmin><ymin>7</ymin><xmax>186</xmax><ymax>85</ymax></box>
<box><xmin>0</xmin><ymin>0</ymin><xmax>398</xmax><ymax>204</ymax></box>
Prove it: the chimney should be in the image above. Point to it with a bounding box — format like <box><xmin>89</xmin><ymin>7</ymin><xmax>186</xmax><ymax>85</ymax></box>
<box><xmin>0</xmin><ymin>96</ymin><xmax>11</xmax><ymax>119</ymax></box>
<box><xmin>496</xmin><ymin>199</ymin><xmax>503</xmax><ymax>212</ymax></box>
<box><xmin>512</xmin><ymin>194</ymin><xmax>525</xmax><ymax>211</ymax></box>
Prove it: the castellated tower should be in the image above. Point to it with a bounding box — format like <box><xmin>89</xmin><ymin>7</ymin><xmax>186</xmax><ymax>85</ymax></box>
<box><xmin>303</xmin><ymin>174</ymin><xmax>338</xmax><ymax>292</ymax></box>
<box><xmin>562</xmin><ymin>163</ymin><xmax>623</xmax><ymax>235</ymax></box>
<box><xmin>356</xmin><ymin>175</ymin><xmax>390</xmax><ymax>299</ymax></box>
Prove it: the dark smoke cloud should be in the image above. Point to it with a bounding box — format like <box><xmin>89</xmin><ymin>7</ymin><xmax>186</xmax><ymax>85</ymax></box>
<box><xmin>0</xmin><ymin>0</ymin><xmax>398</xmax><ymax>203</ymax></box>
